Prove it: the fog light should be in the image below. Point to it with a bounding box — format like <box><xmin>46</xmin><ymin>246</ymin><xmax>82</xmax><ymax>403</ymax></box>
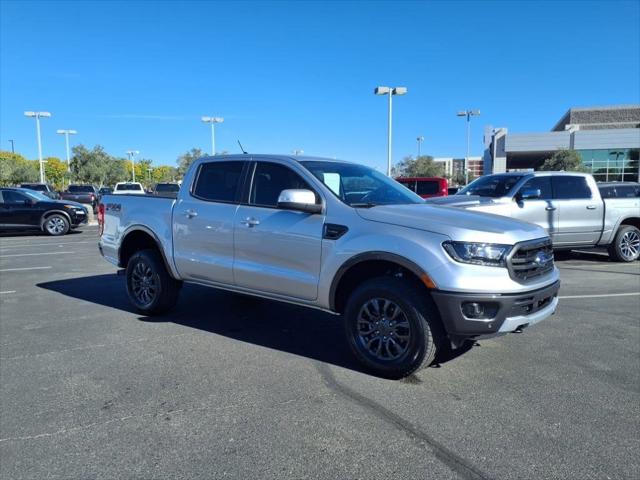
<box><xmin>461</xmin><ymin>302</ymin><xmax>499</xmax><ymax>319</ymax></box>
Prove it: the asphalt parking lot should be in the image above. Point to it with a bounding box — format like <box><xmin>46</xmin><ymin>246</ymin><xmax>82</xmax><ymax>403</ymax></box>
<box><xmin>0</xmin><ymin>226</ymin><xmax>638</xmax><ymax>480</ymax></box>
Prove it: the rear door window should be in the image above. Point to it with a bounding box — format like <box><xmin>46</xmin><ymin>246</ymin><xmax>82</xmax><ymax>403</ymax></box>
<box><xmin>193</xmin><ymin>161</ymin><xmax>245</xmax><ymax>203</ymax></box>
<box><xmin>552</xmin><ymin>176</ymin><xmax>592</xmax><ymax>199</ymax></box>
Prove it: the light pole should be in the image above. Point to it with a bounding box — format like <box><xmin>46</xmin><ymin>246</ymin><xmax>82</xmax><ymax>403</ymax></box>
<box><xmin>457</xmin><ymin>110</ymin><xmax>480</xmax><ymax>184</ymax></box>
<box><xmin>201</xmin><ymin>116</ymin><xmax>224</xmax><ymax>155</ymax></box>
<box><xmin>8</xmin><ymin>139</ymin><xmax>15</xmax><ymax>153</ymax></box>
<box><xmin>24</xmin><ymin>111</ymin><xmax>51</xmax><ymax>183</ymax></box>
<box><xmin>374</xmin><ymin>86</ymin><xmax>408</xmax><ymax>176</ymax></box>
<box><xmin>56</xmin><ymin>129</ymin><xmax>77</xmax><ymax>172</ymax></box>
<box><xmin>416</xmin><ymin>136</ymin><xmax>424</xmax><ymax>157</ymax></box>
<box><xmin>126</xmin><ymin>150</ymin><xmax>139</xmax><ymax>182</ymax></box>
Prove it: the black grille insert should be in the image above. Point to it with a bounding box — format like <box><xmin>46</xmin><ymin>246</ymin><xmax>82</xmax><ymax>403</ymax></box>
<box><xmin>508</xmin><ymin>238</ymin><xmax>554</xmax><ymax>282</ymax></box>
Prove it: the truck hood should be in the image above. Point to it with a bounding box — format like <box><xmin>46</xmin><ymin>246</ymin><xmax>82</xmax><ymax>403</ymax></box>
<box><xmin>426</xmin><ymin>195</ymin><xmax>506</xmax><ymax>208</ymax></box>
<box><xmin>355</xmin><ymin>203</ymin><xmax>546</xmax><ymax>245</ymax></box>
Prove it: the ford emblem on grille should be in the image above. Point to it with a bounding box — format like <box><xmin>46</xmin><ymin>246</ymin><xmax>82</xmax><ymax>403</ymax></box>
<box><xmin>533</xmin><ymin>250</ymin><xmax>553</xmax><ymax>267</ymax></box>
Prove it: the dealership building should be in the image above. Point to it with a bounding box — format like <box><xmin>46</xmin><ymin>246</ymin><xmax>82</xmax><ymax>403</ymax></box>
<box><xmin>483</xmin><ymin>105</ymin><xmax>640</xmax><ymax>182</ymax></box>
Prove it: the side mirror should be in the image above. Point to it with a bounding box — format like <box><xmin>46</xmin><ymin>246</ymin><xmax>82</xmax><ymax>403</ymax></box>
<box><xmin>518</xmin><ymin>188</ymin><xmax>541</xmax><ymax>200</ymax></box>
<box><xmin>277</xmin><ymin>189</ymin><xmax>322</xmax><ymax>214</ymax></box>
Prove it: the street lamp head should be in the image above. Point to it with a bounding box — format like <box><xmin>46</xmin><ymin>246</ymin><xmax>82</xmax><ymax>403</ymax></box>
<box><xmin>417</xmin><ymin>136</ymin><xmax>424</xmax><ymax>142</ymax></box>
<box><xmin>213</xmin><ymin>117</ymin><xmax>224</xmax><ymax>123</ymax></box>
<box><xmin>471</xmin><ymin>110</ymin><xmax>481</xmax><ymax>116</ymax></box>
<box><xmin>202</xmin><ymin>116</ymin><xmax>224</xmax><ymax>124</ymax></box>
<box><xmin>392</xmin><ymin>87</ymin><xmax>407</xmax><ymax>96</ymax></box>
<box><xmin>456</xmin><ymin>111</ymin><xmax>467</xmax><ymax>117</ymax></box>
<box><xmin>24</xmin><ymin>111</ymin><xmax>36</xmax><ymax>117</ymax></box>
<box><xmin>201</xmin><ymin>116</ymin><xmax>211</xmax><ymax>122</ymax></box>
<box><xmin>39</xmin><ymin>112</ymin><xmax>51</xmax><ymax>118</ymax></box>
<box><xmin>374</xmin><ymin>86</ymin><xmax>390</xmax><ymax>95</ymax></box>
<box><xmin>68</xmin><ymin>129</ymin><xmax>78</xmax><ymax>135</ymax></box>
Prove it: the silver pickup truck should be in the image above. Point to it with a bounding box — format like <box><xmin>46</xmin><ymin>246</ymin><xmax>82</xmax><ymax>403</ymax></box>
<box><xmin>429</xmin><ymin>172</ymin><xmax>640</xmax><ymax>262</ymax></box>
<box><xmin>99</xmin><ymin>154</ymin><xmax>560</xmax><ymax>378</ymax></box>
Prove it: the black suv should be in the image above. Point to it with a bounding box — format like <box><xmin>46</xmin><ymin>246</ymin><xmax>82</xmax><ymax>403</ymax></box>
<box><xmin>0</xmin><ymin>188</ymin><xmax>88</xmax><ymax>236</ymax></box>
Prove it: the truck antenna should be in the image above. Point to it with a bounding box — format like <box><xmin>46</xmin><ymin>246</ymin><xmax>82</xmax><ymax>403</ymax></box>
<box><xmin>237</xmin><ymin>140</ymin><xmax>247</xmax><ymax>154</ymax></box>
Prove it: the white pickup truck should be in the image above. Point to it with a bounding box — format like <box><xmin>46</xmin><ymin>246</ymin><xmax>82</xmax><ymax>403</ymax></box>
<box><xmin>429</xmin><ymin>172</ymin><xmax>640</xmax><ymax>262</ymax></box>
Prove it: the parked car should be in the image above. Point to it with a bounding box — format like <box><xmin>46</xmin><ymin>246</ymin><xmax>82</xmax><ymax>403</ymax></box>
<box><xmin>428</xmin><ymin>172</ymin><xmax>640</xmax><ymax>262</ymax></box>
<box><xmin>598</xmin><ymin>182</ymin><xmax>640</xmax><ymax>199</ymax></box>
<box><xmin>150</xmin><ymin>182</ymin><xmax>180</xmax><ymax>198</ymax></box>
<box><xmin>112</xmin><ymin>182</ymin><xmax>145</xmax><ymax>195</ymax></box>
<box><xmin>0</xmin><ymin>187</ymin><xmax>88</xmax><ymax>235</ymax></box>
<box><xmin>60</xmin><ymin>184</ymin><xmax>99</xmax><ymax>212</ymax></box>
<box><xmin>98</xmin><ymin>187</ymin><xmax>113</xmax><ymax>197</ymax></box>
<box><xmin>20</xmin><ymin>183</ymin><xmax>60</xmax><ymax>199</ymax></box>
<box><xmin>395</xmin><ymin>177</ymin><xmax>448</xmax><ymax>198</ymax></box>
<box><xmin>448</xmin><ymin>186</ymin><xmax>461</xmax><ymax>195</ymax></box>
<box><xmin>99</xmin><ymin>154</ymin><xmax>560</xmax><ymax>378</ymax></box>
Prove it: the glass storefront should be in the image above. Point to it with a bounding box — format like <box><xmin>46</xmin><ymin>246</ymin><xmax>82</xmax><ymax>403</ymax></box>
<box><xmin>578</xmin><ymin>149</ymin><xmax>640</xmax><ymax>182</ymax></box>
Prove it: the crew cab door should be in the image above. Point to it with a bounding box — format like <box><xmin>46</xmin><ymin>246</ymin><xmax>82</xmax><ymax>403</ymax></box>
<box><xmin>172</xmin><ymin>160</ymin><xmax>247</xmax><ymax>284</ymax></box>
<box><xmin>233</xmin><ymin>161</ymin><xmax>324</xmax><ymax>301</ymax></box>
<box><xmin>511</xmin><ymin>176</ymin><xmax>558</xmax><ymax>240</ymax></box>
<box><xmin>552</xmin><ymin>176</ymin><xmax>602</xmax><ymax>246</ymax></box>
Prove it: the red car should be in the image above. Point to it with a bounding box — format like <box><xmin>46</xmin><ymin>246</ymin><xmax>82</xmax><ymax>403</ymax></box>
<box><xmin>395</xmin><ymin>177</ymin><xmax>449</xmax><ymax>198</ymax></box>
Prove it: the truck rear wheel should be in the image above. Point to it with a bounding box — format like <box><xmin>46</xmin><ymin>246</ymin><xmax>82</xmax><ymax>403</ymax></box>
<box><xmin>344</xmin><ymin>277</ymin><xmax>443</xmax><ymax>379</ymax></box>
<box><xmin>126</xmin><ymin>249</ymin><xmax>181</xmax><ymax>315</ymax></box>
<box><xmin>608</xmin><ymin>225</ymin><xmax>640</xmax><ymax>262</ymax></box>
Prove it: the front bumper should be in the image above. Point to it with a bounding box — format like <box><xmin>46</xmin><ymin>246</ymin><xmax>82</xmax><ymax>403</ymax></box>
<box><xmin>431</xmin><ymin>280</ymin><xmax>560</xmax><ymax>336</ymax></box>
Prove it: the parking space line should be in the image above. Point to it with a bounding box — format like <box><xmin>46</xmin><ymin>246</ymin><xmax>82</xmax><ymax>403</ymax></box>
<box><xmin>0</xmin><ymin>266</ymin><xmax>52</xmax><ymax>272</ymax></box>
<box><xmin>0</xmin><ymin>241</ymin><xmax>94</xmax><ymax>250</ymax></box>
<box><xmin>0</xmin><ymin>251</ymin><xmax>75</xmax><ymax>258</ymax></box>
<box><xmin>0</xmin><ymin>291</ymin><xmax>16</xmax><ymax>295</ymax></box>
<box><xmin>559</xmin><ymin>292</ymin><xmax>640</xmax><ymax>299</ymax></box>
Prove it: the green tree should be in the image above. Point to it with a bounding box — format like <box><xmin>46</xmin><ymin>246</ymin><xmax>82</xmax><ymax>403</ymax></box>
<box><xmin>43</xmin><ymin>157</ymin><xmax>70</xmax><ymax>190</ymax></box>
<box><xmin>177</xmin><ymin>148</ymin><xmax>206</xmax><ymax>177</ymax></box>
<box><xmin>70</xmin><ymin>145</ymin><xmax>112</xmax><ymax>184</ymax></box>
<box><xmin>540</xmin><ymin>149</ymin><xmax>588</xmax><ymax>172</ymax></box>
<box><xmin>103</xmin><ymin>158</ymin><xmax>130</xmax><ymax>186</ymax></box>
<box><xmin>392</xmin><ymin>155</ymin><xmax>445</xmax><ymax>178</ymax></box>
<box><xmin>152</xmin><ymin>165</ymin><xmax>179</xmax><ymax>183</ymax></box>
<box><xmin>0</xmin><ymin>151</ymin><xmax>39</xmax><ymax>185</ymax></box>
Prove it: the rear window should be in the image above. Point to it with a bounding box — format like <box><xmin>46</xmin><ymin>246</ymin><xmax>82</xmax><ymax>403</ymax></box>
<box><xmin>68</xmin><ymin>185</ymin><xmax>94</xmax><ymax>193</ymax></box>
<box><xmin>21</xmin><ymin>184</ymin><xmax>47</xmax><ymax>191</ymax></box>
<box><xmin>599</xmin><ymin>184</ymin><xmax>640</xmax><ymax>198</ymax></box>
<box><xmin>155</xmin><ymin>184</ymin><xmax>180</xmax><ymax>192</ymax></box>
<box><xmin>416</xmin><ymin>180</ymin><xmax>440</xmax><ymax>195</ymax></box>
<box><xmin>116</xmin><ymin>183</ymin><xmax>142</xmax><ymax>191</ymax></box>
<box><xmin>193</xmin><ymin>161</ymin><xmax>244</xmax><ymax>202</ymax></box>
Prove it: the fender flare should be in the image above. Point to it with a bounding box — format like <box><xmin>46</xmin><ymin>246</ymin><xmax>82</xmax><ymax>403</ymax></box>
<box><xmin>328</xmin><ymin>251</ymin><xmax>432</xmax><ymax>311</ymax></box>
<box><xmin>119</xmin><ymin>225</ymin><xmax>179</xmax><ymax>279</ymax></box>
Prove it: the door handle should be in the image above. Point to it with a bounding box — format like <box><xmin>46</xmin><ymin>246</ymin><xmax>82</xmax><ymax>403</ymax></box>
<box><xmin>241</xmin><ymin>217</ymin><xmax>260</xmax><ymax>227</ymax></box>
<box><xmin>545</xmin><ymin>206</ymin><xmax>556</xmax><ymax>211</ymax></box>
<box><xmin>586</xmin><ymin>205</ymin><xmax>597</xmax><ymax>210</ymax></box>
<box><xmin>184</xmin><ymin>209</ymin><xmax>198</xmax><ymax>219</ymax></box>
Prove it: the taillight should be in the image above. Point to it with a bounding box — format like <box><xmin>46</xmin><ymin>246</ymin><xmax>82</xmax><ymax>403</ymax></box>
<box><xmin>98</xmin><ymin>203</ymin><xmax>105</xmax><ymax>235</ymax></box>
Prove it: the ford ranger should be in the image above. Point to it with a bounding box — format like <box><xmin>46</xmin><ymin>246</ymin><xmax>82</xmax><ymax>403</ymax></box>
<box><xmin>98</xmin><ymin>155</ymin><xmax>560</xmax><ymax>378</ymax></box>
<box><xmin>429</xmin><ymin>172</ymin><xmax>640</xmax><ymax>262</ymax></box>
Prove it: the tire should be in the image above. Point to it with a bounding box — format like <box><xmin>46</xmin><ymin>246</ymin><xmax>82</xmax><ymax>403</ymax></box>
<box><xmin>608</xmin><ymin>225</ymin><xmax>640</xmax><ymax>262</ymax></box>
<box><xmin>125</xmin><ymin>249</ymin><xmax>181</xmax><ymax>315</ymax></box>
<box><xmin>43</xmin><ymin>214</ymin><xmax>70</xmax><ymax>236</ymax></box>
<box><xmin>344</xmin><ymin>276</ymin><xmax>444</xmax><ymax>379</ymax></box>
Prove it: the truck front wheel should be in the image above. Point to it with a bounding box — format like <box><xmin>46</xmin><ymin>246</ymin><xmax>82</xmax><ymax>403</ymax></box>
<box><xmin>344</xmin><ymin>277</ymin><xmax>443</xmax><ymax>379</ymax></box>
<box><xmin>609</xmin><ymin>225</ymin><xmax>640</xmax><ymax>262</ymax></box>
<box><xmin>126</xmin><ymin>249</ymin><xmax>181</xmax><ymax>315</ymax></box>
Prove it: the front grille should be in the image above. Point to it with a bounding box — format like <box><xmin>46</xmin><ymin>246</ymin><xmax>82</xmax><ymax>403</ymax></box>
<box><xmin>508</xmin><ymin>238</ymin><xmax>554</xmax><ymax>282</ymax></box>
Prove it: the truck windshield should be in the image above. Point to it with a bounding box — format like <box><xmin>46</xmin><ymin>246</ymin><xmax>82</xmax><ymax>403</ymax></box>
<box><xmin>458</xmin><ymin>175</ymin><xmax>524</xmax><ymax>198</ymax></box>
<box><xmin>68</xmin><ymin>185</ymin><xmax>94</xmax><ymax>193</ymax></box>
<box><xmin>301</xmin><ymin>161</ymin><xmax>423</xmax><ymax>207</ymax></box>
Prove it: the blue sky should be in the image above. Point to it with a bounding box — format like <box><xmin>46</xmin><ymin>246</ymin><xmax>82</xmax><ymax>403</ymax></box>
<box><xmin>1</xmin><ymin>0</ymin><xmax>639</xmax><ymax>170</ymax></box>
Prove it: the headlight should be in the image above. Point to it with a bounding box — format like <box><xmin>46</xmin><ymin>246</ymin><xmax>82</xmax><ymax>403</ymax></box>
<box><xmin>443</xmin><ymin>241</ymin><xmax>512</xmax><ymax>267</ymax></box>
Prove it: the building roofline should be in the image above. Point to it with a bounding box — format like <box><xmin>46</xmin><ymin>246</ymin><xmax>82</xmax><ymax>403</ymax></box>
<box><xmin>551</xmin><ymin>104</ymin><xmax>640</xmax><ymax>131</ymax></box>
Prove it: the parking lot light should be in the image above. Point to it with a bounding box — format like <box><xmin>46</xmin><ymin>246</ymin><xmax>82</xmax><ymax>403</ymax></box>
<box><xmin>126</xmin><ymin>150</ymin><xmax>140</xmax><ymax>182</ymax></box>
<box><xmin>201</xmin><ymin>116</ymin><xmax>224</xmax><ymax>155</ymax></box>
<box><xmin>24</xmin><ymin>111</ymin><xmax>52</xmax><ymax>183</ymax></box>
<box><xmin>457</xmin><ymin>109</ymin><xmax>481</xmax><ymax>184</ymax></box>
<box><xmin>374</xmin><ymin>86</ymin><xmax>408</xmax><ymax>176</ymax></box>
<box><xmin>56</xmin><ymin>129</ymin><xmax>78</xmax><ymax>172</ymax></box>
